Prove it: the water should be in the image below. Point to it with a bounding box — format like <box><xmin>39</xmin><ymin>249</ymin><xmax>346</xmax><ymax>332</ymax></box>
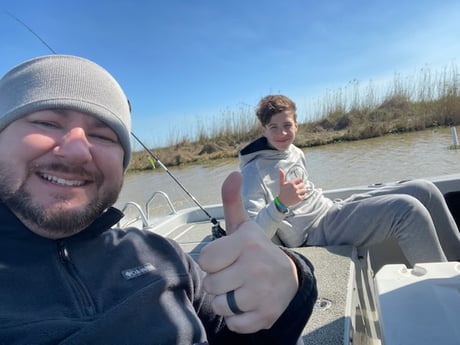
<box><xmin>116</xmin><ymin>127</ymin><xmax>460</xmax><ymax>215</ymax></box>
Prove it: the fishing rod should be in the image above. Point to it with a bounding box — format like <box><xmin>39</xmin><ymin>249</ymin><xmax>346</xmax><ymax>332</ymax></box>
<box><xmin>4</xmin><ymin>10</ymin><xmax>57</xmax><ymax>54</ymax></box>
<box><xmin>130</xmin><ymin>132</ymin><xmax>226</xmax><ymax>237</ymax></box>
<box><xmin>6</xmin><ymin>10</ymin><xmax>226</xmax><ymax>238</ymax></box>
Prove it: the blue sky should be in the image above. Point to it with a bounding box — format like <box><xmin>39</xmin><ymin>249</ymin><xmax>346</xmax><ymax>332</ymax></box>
<box><xmin>1</xmin><ymin>0</ymin><xmax>459</xmax><ymax>148</ymax></box>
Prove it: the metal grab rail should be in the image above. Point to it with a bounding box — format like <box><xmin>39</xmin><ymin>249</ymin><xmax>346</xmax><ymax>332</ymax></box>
<box><xmin>117</xmin><ymin>191</ymin><xmax>177</xmax><ymax>229</ymax></box>
<box><xmin>145</xmin><ymin>191</ymin><xmax>177</xmax><ymax>219</ymax></box>
<box><xmin>119</xmin><ymin>201</ymin><xmax>149</xmax><ymax>228</ymax></box>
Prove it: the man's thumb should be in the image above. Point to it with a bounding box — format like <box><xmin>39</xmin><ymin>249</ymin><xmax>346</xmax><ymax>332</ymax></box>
<box><xmin>221</xmin><ymin>171</ymin><xmax>249</xmax><ymax>235</ymax></box>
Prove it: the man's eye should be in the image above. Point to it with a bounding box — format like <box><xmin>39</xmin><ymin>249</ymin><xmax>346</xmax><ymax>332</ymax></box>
<box><xmin>89</xmin><ymin>133</ymin><xmax>117</xmax><ymax>143</ymax></box>
<box><xmin>32</xmin><ymin>120</ymin><xmax>59</xmax><ymax>128</ymax></box>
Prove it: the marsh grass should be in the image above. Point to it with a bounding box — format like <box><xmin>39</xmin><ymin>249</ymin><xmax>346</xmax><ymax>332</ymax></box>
<box><xmin>128</xmin><ymin>64</ymin><xmax>460</xmax><ymax>172</ymax></box>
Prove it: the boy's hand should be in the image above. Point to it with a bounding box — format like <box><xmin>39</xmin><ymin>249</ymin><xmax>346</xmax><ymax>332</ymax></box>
<box><xmin>278</xmin><ymin>168</ymin><xmax>307</xmax><ymax>206</ymax></box>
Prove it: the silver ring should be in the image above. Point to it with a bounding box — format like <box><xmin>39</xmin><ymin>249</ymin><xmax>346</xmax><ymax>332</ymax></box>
<box><xmin>226</xmin><ymin>290</ymin><xmax>244</xmax><ymax>315</ymax></box>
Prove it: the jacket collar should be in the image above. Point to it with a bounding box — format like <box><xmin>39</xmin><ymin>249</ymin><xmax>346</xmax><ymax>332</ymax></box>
<box><xmin>240</xmin><ymin>136</ymin><xmax>275</xmax><ymax>156</ymax></box>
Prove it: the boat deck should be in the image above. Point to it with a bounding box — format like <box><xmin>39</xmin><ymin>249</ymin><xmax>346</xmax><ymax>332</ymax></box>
<box><xmin>118</xmin><ymin>173</ymin><xmax>460</xmax><ymax>345</ymax></box>
<box><xmin>150</xmin><ymin>216</ymin><xmax>358</xmax><ymax>345</ymax></box>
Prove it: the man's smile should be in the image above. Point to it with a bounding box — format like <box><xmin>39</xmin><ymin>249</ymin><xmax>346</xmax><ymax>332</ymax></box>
<box><xmin>39</xmin><ymin>173</ymin><xmax>87</xmax><ymax>187</ymax></box>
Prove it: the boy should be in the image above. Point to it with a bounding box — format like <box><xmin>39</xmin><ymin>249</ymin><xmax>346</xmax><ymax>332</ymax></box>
<box><xmin>239</xmin><ymin>94</ymin><xmax>460</xmax><ymax>265</ymax></box>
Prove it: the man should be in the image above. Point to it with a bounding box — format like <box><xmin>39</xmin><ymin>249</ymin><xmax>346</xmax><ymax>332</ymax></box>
<box><xmin>239</xmin><ymin>94</ymin><xmax>460</xmax><ymax>266</ymax></box>
<box><xmin>0</xmin><ymin>56</ymin><xmax>317</xmax><ymax>344</ymax></box>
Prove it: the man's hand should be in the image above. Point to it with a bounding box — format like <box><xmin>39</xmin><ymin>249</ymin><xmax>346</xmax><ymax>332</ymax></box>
<box><xmin>199</xmin><ymin>171</ymin><xmax>299</xmax><ymax>333</ymax></box>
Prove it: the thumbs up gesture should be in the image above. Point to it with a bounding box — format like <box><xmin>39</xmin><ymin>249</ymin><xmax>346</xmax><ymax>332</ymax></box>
<box><xmin>278</xmin><ymin>168</ymin><xmax>307</xmax><ymax>207</ymax></box>
<box><xmin>199</xmin><ymin>171</ymin><xmax>299</xmax><ymax>333</ymax></box>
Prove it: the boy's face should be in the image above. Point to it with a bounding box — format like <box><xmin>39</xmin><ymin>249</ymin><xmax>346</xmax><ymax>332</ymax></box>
<box><xmin>0</xmin><ymin>109</ymin><xmax>125</xmax><ymax>239</ymax></box>
<box><xmin>262</xmin><ymin>110</ymin><xmax>298</xmax><ymax>151</ymax></box>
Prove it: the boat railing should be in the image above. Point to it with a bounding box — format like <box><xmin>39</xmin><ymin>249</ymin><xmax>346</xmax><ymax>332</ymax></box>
<box><xmin>119</xmin><ymin>201</ymin><xmax>149</xmax><ymax>228</ymax></box>
<box><xmin>118</xmin><ymin>191</ymin><xmax>177</xmax><ymax>228</ymax></box>
<box><xmin>145</xmin><ymin>191</ymin><xmax>177</xmax><ymax>219</ymax></box>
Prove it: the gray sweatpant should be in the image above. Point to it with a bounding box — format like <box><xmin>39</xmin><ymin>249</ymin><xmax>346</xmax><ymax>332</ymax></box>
<box><xmin>305</xmin><ymin>179</ymin><xmax>460</xmax><ymax>266</ymax></box>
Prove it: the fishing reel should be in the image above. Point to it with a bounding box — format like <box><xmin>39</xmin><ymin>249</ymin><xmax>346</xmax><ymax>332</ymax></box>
<box><xmin>211</xmin><ymin>220</ymin><xmax>226</xmax><ymax>239</ymax></box>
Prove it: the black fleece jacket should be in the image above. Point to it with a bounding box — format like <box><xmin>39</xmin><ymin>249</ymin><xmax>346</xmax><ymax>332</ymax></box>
<box><xmin>0</xmin><ymin>202</ymin><xmax>317</xmax><ymax>345</ymax></box>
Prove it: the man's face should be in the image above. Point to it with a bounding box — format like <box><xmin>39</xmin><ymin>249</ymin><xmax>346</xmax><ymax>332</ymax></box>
<box><xmin>262</xmin><ymin>110</ymin><xmax>298</xmax><ymax>151</ymax></box>
<box><xmin>0</xmin><ymin>109</ymin><xmax>125</xmax><ymax>239</ymax></box>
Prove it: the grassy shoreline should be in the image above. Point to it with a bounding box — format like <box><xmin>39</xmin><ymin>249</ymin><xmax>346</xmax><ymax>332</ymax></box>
<box><xmin>127</xmin><ymin>64</ymin><xmax>460</xmax><ymax>172</ymax></box>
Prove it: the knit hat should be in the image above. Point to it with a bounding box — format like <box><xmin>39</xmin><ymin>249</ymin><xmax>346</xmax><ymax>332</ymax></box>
<box><xmin>0</xmin><ymin>54</ymin><xmax>132</xmax><ymax>170</ymax></box>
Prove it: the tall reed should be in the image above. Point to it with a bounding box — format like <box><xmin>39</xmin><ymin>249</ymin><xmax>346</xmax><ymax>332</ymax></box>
<box><xmin>129</xmin><ymin>63</ymin><xmax>460</xmax><ymax>171</ymax></box>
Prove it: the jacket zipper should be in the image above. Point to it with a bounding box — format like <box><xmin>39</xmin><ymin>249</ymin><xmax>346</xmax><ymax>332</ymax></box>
<box><xmin>57</xmin><ymin>241</ymin><xmax>96</xmax><ymax>316</ymax></box>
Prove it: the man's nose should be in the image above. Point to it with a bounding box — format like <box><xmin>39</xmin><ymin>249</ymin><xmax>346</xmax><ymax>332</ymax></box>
<box><xmin>53</xmin><ymin>127</ymin><xmax>92</xmax><ymax>164</ymax></box>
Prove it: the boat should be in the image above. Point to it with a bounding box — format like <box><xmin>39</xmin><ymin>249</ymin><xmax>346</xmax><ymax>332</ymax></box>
<box><xmin>117</xmin><ymin>173</ymin><xmax>460</xmax><ymax>345</ymax></box>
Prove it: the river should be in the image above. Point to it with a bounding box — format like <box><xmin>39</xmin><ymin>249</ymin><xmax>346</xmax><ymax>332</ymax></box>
<box><xmin>115</xmin><ymin>127</ymin><xmax>460</xmax><ymax>216</ymax></box>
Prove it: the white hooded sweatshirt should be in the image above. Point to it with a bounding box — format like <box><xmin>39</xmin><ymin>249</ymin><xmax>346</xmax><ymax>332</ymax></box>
<box><xmin>239</xmin><ymin>137</ymin><xmax>333</xmax><ymax>247</ymax></box>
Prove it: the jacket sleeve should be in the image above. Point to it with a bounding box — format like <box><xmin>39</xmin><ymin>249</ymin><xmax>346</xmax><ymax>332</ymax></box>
<box><xmin>240</xmin><ymin>165</ymin><xmax>287</xmax><ymax>240</ymax></box>
<box><xmin>189</xmin><ymin>247</ymin><xmax>318</xmax><ymax>345</ymax></box>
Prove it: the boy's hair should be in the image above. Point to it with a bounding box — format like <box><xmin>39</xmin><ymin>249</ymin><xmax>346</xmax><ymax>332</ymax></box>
<box><xmin>256</xmin><ymin>95</ymin><xmax>297</xmax><ymax>126</ymax></box>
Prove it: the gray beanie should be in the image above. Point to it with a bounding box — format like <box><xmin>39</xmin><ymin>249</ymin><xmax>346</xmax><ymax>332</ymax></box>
<box><xmin>0</xmin><ymin>54</ymin><xmax>132</xmax><ymax>170</ymax></box>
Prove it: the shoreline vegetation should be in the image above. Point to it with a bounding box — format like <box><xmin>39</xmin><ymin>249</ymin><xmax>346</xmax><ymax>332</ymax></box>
<box><xmin>128</xmin><ymin>64</ymin><xmax>460</xmax><ymax>173</ymax></box>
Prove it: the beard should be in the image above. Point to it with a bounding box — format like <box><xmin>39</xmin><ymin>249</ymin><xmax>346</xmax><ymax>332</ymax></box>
<box><xmin>0</xmin><ymin>162</ymin><xmax>122</xmax><ymax>237</ymax></box>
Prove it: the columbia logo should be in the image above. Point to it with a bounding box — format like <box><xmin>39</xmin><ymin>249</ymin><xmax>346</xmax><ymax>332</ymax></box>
<box><xmin>122</xmin><ymin>263</ymin><xmax>156</xmax><ymax>280</ymax></box>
